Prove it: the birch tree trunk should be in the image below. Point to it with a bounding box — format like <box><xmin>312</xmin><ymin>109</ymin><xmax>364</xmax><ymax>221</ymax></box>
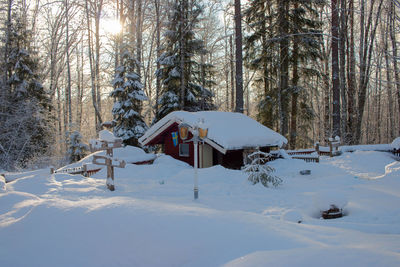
<box><xmin>94</xmin><ymin>0</ymin><xmax>103</xmax><ymax>131</ymax></box>
<box><xmin>230</xmin><ymin>35</ymin><xmax>235</xmax><ymax>112</ymax></box>
<box><xmin>136</xmin><ymin>0</ymin><xmax>143</xmax><ymax>77</ymax></box>
<box><xmin>64</xmin><ymin>0</ymin><xmax>72</xmax><ymax>130</ymax></box>
<box><xmin>85</xmin><ymin>0</ymin><xmax>102</xmax><ymax>132</ymax></box>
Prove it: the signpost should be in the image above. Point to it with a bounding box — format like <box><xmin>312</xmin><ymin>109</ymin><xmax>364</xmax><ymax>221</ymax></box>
<box><xmin>90</xmin><ymin>137</ymin><xmax>126</xmax><ymax>191</ymax></box>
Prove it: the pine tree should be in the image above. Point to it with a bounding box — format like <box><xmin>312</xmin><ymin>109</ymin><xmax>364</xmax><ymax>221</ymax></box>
<box><xmin>111</xmin><ymin>49</ymin><xmax>148</xmax><ymax>146</ymax></box>
<box><xmin>243</xmin><ymin>150</ymin><xmax>282</xmax><ymax>188</ymax></box>
<box><xmin>66</xmin><ymin>131</ymin><xmax>89</xmax><ymax>163</ymax></box>
<box><xmin>154</xmin><ymin>0</ymin><xmax>214</xmax><ymax>122</ymax></box>
<box><xmin>0</xmin><ymin>11</ymin><xmax>54</xmax><ymax>170</ymax></box>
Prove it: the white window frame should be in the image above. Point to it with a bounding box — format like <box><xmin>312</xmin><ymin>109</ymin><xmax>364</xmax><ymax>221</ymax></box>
<box><xmin>179</xmin><ymin>143</ymin><xmax>190</xmax><ymax>157</ymax></box>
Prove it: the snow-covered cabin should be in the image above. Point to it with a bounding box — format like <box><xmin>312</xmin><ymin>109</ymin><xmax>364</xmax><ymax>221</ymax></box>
<box><xmin>139</xmin><ymin>111</ymin><xmax>287</xmax><ymax>169</ymax></box>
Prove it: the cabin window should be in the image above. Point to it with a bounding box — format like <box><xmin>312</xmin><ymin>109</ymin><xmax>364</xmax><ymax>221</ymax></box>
<box><xmin>179</xmin><ymin>143</ymin><xmax>189</xmax><ymax>157</ymax></box>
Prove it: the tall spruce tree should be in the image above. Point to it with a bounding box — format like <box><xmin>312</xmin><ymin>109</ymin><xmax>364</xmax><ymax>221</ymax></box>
<box><xmin>0</xmin><ymin>12</ymin><xmax>54</xmax><ymax>170</ymax></box>
<box><xmin>155</xmin><ymin>0</ymin><xmax>214</xmax><ymax>122</ymax></box>
<box><xmin>111</xmin><ymin>49</ymin><xmax>148</xmax><ymax>147</ymax></box>
<box><xmin>244</xmin><ymin>0</ymin><xmax>324</xmax><ymax>148</ymax></box>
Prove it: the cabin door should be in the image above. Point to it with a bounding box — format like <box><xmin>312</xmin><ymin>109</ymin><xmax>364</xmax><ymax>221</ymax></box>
<box><xmin>200</xmin><ymin>143</ymin><xmax>213</xmax><ymax>168</ymax></box>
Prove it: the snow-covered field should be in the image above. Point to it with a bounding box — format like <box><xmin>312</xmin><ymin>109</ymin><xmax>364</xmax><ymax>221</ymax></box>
<box><xmin>1</xmin><ymin>150</ymin><xmax>400</xmax><ymax>266</ymax></box>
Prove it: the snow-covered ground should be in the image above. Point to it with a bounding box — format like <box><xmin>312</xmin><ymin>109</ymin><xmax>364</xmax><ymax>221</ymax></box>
<box><xmin>1</xmin><ymin>150</ymin><xmax>400</xmax><ymax>266</ymax></box>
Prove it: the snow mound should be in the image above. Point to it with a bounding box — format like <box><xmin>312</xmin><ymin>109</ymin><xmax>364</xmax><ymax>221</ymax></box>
<box><xmin>99</xmin><ymin>129</ymin><xmax>118</xmax><ymax>142</ymax></box>
<box><xmin>57</xmin><ymin>146</ymin><xmax>156</xmax><ymax>173</ymax></box>
<box><xmin>281</xmin><ymin>210</ymin><xmax>303</xmax><ymax>223</ymax></box>
<box><xmin>224</xmin><ymin>247</ymin><xmax>400</xmax><ymax>267</ymax></box>
<box><xmin>0</xmin><ymin>175</ymin><xmax>6</xmax><ymax>192</ymax></box>
<box><xmin>391</xmin><ymin>137</ymin><xmax>400</xmax><ymax>150</ymax></box>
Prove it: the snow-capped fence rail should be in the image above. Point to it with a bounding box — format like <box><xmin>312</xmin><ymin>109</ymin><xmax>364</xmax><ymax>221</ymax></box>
<box><xmin>392</xmin><ymin>149</ymin><xmax>400</xmax><ymax>158</ymax></box>
<box><xmin>50</xmin><ymin>164</ymin><xmax>101</xmax><ymax>177</ymax></box>
<box><xmin>315</xmin><ymin>138</ymin><xmax>341</xmax><ymax>157</ymax></box>
<box><xmin>286</xmin><ymin>149</ymin><xmax>320</xmax><ymax>163</ymax></box>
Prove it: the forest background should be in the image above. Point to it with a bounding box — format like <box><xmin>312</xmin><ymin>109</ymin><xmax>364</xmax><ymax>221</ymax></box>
<box><xmin>0</xmin><ymin>0</ymin><xmax>399</xmax><ymax>170</ymax></box>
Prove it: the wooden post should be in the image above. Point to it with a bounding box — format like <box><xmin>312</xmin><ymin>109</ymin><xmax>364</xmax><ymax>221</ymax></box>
<box><xmin>50</xmin><ymin>167</ymin><xmax>54</xmax><ymax>174</ymax></box>
<box><xmin>315</xmin><ymin>142</ymin><xmax>320</xmax><ymax>155</ymax></box>
<box><xmin>83</xmin><ymin>164</ymin><xmax>88</xmax><ymax>177</ymax></box>
<box><xmin>106</xmin><ymin>158</ymin><xmax>115</xmax><ymax>191</ymax></box>
<box><xmin>90</xmin><ymin>138</ymin><xmax>124</xmax><ymax>191</ymax></box>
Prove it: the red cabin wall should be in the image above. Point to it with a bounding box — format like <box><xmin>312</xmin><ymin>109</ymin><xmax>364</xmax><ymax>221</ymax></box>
<box><xmin>162</xmin><ymin>124</ymin><xmax>195</xmax><ymax>166</ymax></box>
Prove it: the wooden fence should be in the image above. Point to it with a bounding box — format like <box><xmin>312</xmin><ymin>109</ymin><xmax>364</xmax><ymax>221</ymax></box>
<box><xmin>50</xmin><ymin>164</ymin><xmax>101</xmax><ymax>177</ymax></box>
<box><xmin>393</xmin><ymin>149</ymin><xmax>400</xmax><ymax>158</ymax></box>
<box><xmin>286</xmin><ymin>149</ymin><xmax>320</xmax><ymax>163</ymax></box>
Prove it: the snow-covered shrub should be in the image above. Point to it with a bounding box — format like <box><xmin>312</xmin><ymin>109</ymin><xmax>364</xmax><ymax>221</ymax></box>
<box><xmin>243</xmin><ymin>150</ymin><xmax>282</xmax><ymax>188</ymax></box>
<box><xmin>67</xmin><ymin>131</ymin><xmax>89</xmax><ymax>163</ymax></box>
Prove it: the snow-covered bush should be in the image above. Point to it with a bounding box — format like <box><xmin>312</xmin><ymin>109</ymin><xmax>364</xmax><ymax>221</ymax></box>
<box><xmin>243</xmin><ymin>150</ymin><xmax>282</xmax><ymax>188</ymax></box>
<box><xmin>67</xmin><ymin>131</ymin><xmax>89</xmax><ymax>163</ymax></box>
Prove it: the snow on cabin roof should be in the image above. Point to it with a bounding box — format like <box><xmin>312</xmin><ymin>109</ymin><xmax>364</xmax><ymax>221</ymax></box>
<box><xmin>139</xmin><ymin>111</ymin><xmax>287</xmax><ymax>152</ymax></box>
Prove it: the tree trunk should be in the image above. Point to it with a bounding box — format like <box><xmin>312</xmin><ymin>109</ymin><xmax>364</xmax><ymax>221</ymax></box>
<box><xmin>339</xmin><ymin>0</ymin><xmax>347</xmax><ymax>143</ymax></box>
<box><xmin>136</xmin><ymin>0</ymin><xmax>143</xmax><ymax>77</ymax></box>
<box><xmin>3</xmin><ymin>0</ymin><xmax>13</xmax><ymax>97</ymax></box>
<box><xmin>85</xmin><ymin>0</ymin><xmax>102</xmax><ymax>132</ymax></box>
<box><xmin>278</xmin><ymin>0</ymin><xmax>289</xmax><ymax>137</ymax></box>
<box><xmin>346</xmin><ymin>0</ymin><xmax>356</xmax><ymax>144</ymax></box>
<box><xmin>290</xmin><ymin>39</ymin><xmax>299</xmax><ymax>149</ymax></box>
<box><xmin>179</xmin><ymin>0</ymin><xmax>187</xmax><ymax>109</ymax></box>
<box><xmin>230</xmin><ymin>35</ymin><xmax>235</xmax><ymax>112</ymax></box>
<box><xmin>94</xmin><ymin>0</ymin><xmax>104</xmax><ymax>131</ymax></box>
<box><xmin>355</xmin><ymin>0</ymin><xmax>383</xmax><ymax>143</ymax></box>
<box><xmin>76</xmin><ymin>39</ymin><xmax>84</xmax><ymax>131</ymax></box>
<box><xmin>384</xmin><ymin>10</ymin><xmax>395</xmax><ymax>140</ymax></box>
<box><xmin>155</xmin><ymin>0</ymin><xmax>161</xmax><ymax>118</ymax></box>
<box><xmin>323</xmin><ymin>36</ymin><xmax>331</xmax><ymax>139</ymax></box>
<box><xmin>331</xmin><ymin>0</ymin><xmax>340</xmax><ymax>138</ymax></box>
<box><xmin>64</xmin><ymin>0</ymin><xmax>72</xmax><ymax>130</ymax></box>
<box><xmin>234</xmin><ymin>0</ymin><xmax>243</xmax><ymax>113</ymax></box>
<box><xmin>390</xmin><ymin>1</ymin><xmax>400</xmax><ymax>137</ymax></box>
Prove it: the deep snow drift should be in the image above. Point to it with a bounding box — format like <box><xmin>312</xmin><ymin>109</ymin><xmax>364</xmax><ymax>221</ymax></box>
<box><xmin>1</xmin><ymin>150</ymin><xmax>400</xmax><ymax>266</ymax></box>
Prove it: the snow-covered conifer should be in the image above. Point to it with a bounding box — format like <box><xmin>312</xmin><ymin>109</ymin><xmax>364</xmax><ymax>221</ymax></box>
<box><xmin>154</xmin><ymin>0</ymin><xmax>215</xmax><ymax>123</ymax></box>
<box><xmin>111</xmin><ymin>50</ymin><xmax>148</xmax><ymax>146</ymax></box>
<box><xmin>243</xmin><ymin>150</ymin><xmax>282</xmax><ymax>187</ymax></box>
<box><xmin>0</xmin><ymin>12</ymin><xmax>54</xmax><ymax>170</ymax></box>
<box><xmin>67</xmin><ymin>131</ymin><xmax>89</xmax><ymax>163</ymax></box>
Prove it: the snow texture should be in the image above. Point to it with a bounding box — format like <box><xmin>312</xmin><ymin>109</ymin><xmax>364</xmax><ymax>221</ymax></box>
<box><xmin>391</xmin><ymin>137</ymin><xmax>400</xmax><ymax>149</ymax></box>
<box><xmin>1</xmin><ymin>150</ymin><xmax>400</xmax><ymax>266</ymax></box>
<box><xmin>0</xmin><ymin>175</ymin><xmax>6</xmax><ymax>192</ymax></box>
<box><xmin>141</xmin><ymin>111</ymin><xmax>288</xmax><ymax>150</ymax></box>
<box><xmin>99</xmin><ymin>130</ymin><xmax>118</xmax><ymax>142</ymax></box>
